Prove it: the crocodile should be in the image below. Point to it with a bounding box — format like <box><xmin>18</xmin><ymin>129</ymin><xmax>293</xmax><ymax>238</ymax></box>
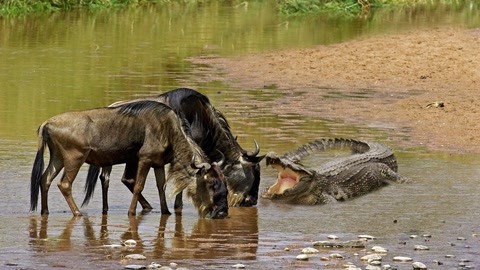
<box><xmin>262</xmin><ymin>138</ymin><xmax>408</xmax><ymax>204</ymax></box>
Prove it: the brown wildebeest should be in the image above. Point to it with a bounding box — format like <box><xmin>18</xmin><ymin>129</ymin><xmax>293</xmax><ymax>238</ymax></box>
<box><xmin>30</xmin><ymin>100</ymin><xmax>228</xmax><ymax>218</ymax></box>
<box><xmin>83</xmin><ymin>88</ymin><xmax>265</xmax><ymax>215</ymax></box>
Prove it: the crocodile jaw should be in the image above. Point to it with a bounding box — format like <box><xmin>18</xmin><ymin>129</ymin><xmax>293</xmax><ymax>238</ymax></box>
<box><xmin>265</xmin><ymin>164</ymin><xmax>300</xmax><ymax>195</ymax></box>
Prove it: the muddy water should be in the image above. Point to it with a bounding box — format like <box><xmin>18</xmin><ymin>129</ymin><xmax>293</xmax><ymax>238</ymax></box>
<box><xmin>1</xmin><ymin>1</ymin><xmax>480</xmax><ymax>269</ymax></box>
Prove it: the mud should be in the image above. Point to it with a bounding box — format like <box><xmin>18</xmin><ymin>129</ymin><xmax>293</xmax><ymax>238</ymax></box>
<box><xmin>192</xmin><ymin>27</ymin><xmax>480</xmax><ymax>153</ymax></box>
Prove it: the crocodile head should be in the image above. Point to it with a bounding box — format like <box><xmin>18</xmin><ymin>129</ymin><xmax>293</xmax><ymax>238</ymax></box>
<box><xmin>261</xmin><ymin>152</ymin><xmax>319</xmax><ymax>203</ymax></box>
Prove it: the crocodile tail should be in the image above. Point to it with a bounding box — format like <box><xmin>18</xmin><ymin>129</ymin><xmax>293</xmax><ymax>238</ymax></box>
<box><xmin>283</xmin><ymin>138</ymin><xmax>370</xmax><ymax>161</ymax></box>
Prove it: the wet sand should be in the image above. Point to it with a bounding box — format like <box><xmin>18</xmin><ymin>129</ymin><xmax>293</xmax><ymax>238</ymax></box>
<box><xmin>192</xmin><ymin>27</ymin><xmax>480</xmax><ymax>153</ymax></box>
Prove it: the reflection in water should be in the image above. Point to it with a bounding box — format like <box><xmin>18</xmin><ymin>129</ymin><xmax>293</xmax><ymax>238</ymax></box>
<box><xmin>156</xmin><ymin>207</ymin><xmax>259</xmax><ymax>260</ymax></box>
<box><xmin>28</xmin><ymin>207</ymin><xmax>259</xmax><ymax>267</ymax></box>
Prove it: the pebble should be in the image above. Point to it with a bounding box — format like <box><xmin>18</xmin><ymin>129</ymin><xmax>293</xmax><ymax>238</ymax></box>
<box><xmin>358</xmin><ymin>234</ymin><xmax>376</xmax><ymax>240</ymax></box>
<box><xmin>125</xmin><ymin>254</ymin><xmax>147</xmax><ymax>260</ymax></box>
<box><xmin>284</xmin><ymin>247</ymin><xmax>290</xmax><ymax>251</ymax></box>
<box><xmin>361</xmin><ymin>254</ymin><xmax>382</xmax><ymax>261</ymax></box>
<box><xmin>232</xmin><ymin>263</ymin><xmax>245</xmax><ymax>268</ymax></box>
<box><xmin>327</xmin><ymin>234</ymin><xmax>339</xmax><ymax>239</ymax></box>
<box><xmin>412</xmin><ymin>262</ymin><xmax>427</xmax><ymax>269</ymax></box>
<box><xmin>147</xmin><ymin>262</ymin><xmax>162</xmax><ymax>269</ymax></box>
<box><xmin>371</xmin><ymin>246</ymin><xmax>388</xmax><ymax>253</ymax></box>
<box><xmin>124</xmin><ymin>239</ymin><xmax>137</xmax><ymax>247</ymax></box>
<box><xmin>296</xmin><ymin>254</ymin><xmax>309</xmax><ymax>260</ymax></box>
<box><xmin>365</xmin><ymin>265</ymin><xmax>381</xmax><ymax>270</ymax></box>
<box><xmin>369</xmin><ymin>260</ymin><xmax>382</xmax><ymax>266</ymax></box>
<box><xmin>103</xmin><ymin>244</ymin><xmax>123</xmax><ymax>248</ymax></box>
<box><xmin>301</xmin><ymin>247</ymin><xmax>319</xmax><ymax>254</ymax></box>
<box><xmin>414</xmin><ymin>245</ymin><xmax>429</xmax><ymax>250</ymax></box>
<box><xmin>393</xmin><ymin>256</ymin><xmax>412</xmax><ymax>262</ymax></box>
<box><xmin>125</xmin><ymin>265</ymin><xmax>146</xmax><ymax>270</ymax></box>
<box><xmin>409</xmin><ymin>235</ymin><xmax>418</xmax><ymax>239</ymax></box>
<box><xmin>329</xmin><ymin>253</ymin><xmax>344</xmax><ymax>259</ymax></box>
<box><xmin>457</xmin><ymin>237</ymin><xmax>467</xmax><ymax>241</ymax></box>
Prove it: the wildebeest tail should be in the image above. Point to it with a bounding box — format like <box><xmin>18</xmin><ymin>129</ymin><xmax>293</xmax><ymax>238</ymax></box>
<box><xmin>82</xmin><ymin>165</ymin><xmax>100</xmax><ymax>207</ymax></box>
<box><xmin>30</xmin><ymin>123</ymin><xmax>48</xmax><ymax>212</ymax></box>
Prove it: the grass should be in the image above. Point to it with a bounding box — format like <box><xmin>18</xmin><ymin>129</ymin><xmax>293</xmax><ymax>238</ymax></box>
<box><xmin>0</xmin><ymin>0</ymin><xmax>168</xmax><ymax>16</ymax></box>
<box><xmin>0</xmin><ymin>0</ymin><xmax>474</xmax><ymax>17</ymax></box>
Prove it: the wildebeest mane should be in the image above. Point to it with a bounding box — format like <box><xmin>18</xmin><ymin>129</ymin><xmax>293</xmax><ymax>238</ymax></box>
<box><xmin>158</xmin><ymin>88</ymin><xmax>240</xmax><ymax>163</ymax></box>
<box><xmin>115</xmin><ymin>100</ymin><xmax>171</xmax><ymax>117</ymax></box>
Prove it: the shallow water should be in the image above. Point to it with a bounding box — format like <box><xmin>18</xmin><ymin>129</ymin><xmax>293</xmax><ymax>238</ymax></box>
<box><xmin>1</xmin><ymin>1</ymin><xmax>480</xmax><ymax>269</ymax></box>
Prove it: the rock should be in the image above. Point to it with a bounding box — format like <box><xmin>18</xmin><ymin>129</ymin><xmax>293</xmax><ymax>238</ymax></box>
<box><xmin>414</xmin><ymin>245</ymin><xmax>429</xmax><ymax>250</ymax></box>
<box><xmin>412</xmin><ymin>262</ymin><xmax>427</xmax><ymax>269</ymax></box>
<box><xmin>393</xmin><ymin>256</ymin><xmax>412</xmax><ymax>262</ymax></box>
<box><xmin>369</xmin><ymin>260</ymin><xmax>382</xmax><ymax>266</ymax></box>
<box><xmin>284</xmin><ymin>247</ymin><xmax>290</xmax><ymax>251</ymax></box>
<box><xmin>358</xmin><ymin>234</ymin><xmax>376</xmax><ymax>240</ymax></box>
<box><xmin>371</xmin><ymin>246</ymin><xmax>388</xmax><ymax>253</ymax></box>
<box><xmin>125</xmin><ymin>254</ymin><xmax>147</xmax><ymax>260</ymax></box>
<box><xmin>103</xmin><ymin>244</ymin><xmax>123</xmax><ymax>248</ymax></box>
<box><xmin>329</xmin><ymin>253</ymin><xmax>344</xmax><ymax>259</ymax></box>
<box><xmin>296</xmin><ymin>254</ymin><xmax>309</xmax><ymax>260</ymax></box>
<box><xmin>147</xmin><ymin>262</ymin><xmax>162</xmax><ymax>269</ymax></box>
<box><xmin>313</xmin><ymin>239</ymin><xmax>367</xmax><ymax>248</ymax></box>
<box><xmin>124</xmin><ymin>239</ymin><xmax>137</xmax><ymax>247</ymax></box>
<box><xmin>361</xmin><ymin>254</ymin><xmax>382</xmax><ymax>261</ymax></box>
<box><xmin>125</xmin><ymin>265</ymin><xmax>146</xmax><ymax>270</ymax></box>
<box><xmin>301</xmin><ymin>247</ymin><xmax>319</xmax><ymax>254</ymax></box>
<box><xmin>327</xmin><ymin>234</ymin><xmax>338</xmax><ymax>239</ymax></box>
<box><xmin>232</xmin><ymin>263</ymin><xmax>245</xmax><ymax>268</ymax></box>
<box><xmin>169</xmin><ymin>262</ymin><xmax>177</xmax><ymax>268</ymax></box>
<box><xmin>365</xmin><ymin>265</ymin><xmax>382</xmax><ymax>270</ymax></box>
<box><xmin>409</xmin><ymin>235</ymin><xmax>418</xmax><ymax>239</ymax></box>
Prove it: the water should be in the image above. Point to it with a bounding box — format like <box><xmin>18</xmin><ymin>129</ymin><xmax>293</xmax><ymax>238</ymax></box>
<box><xmin>0</xmin><ymin>1</ymin><xmax>479</xmax><ymax>269</ymax></box>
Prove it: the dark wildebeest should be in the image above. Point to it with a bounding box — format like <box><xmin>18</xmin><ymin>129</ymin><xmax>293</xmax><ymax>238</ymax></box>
<box><xmin>30</xmin><ymin>100</ymin><xmax>228</xmax><ymax>218</ymax></box>
<box><xmin>83</xmin><ymin>88</ymin><xmax>264</xmax><ymax>215</ymax></box>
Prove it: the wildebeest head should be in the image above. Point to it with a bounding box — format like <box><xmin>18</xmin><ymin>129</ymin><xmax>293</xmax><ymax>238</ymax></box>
<box><xmin>222</xmin><ymin>139</ymin><xmax>265</xmax><ymax>206</ymax></box>
<box><xmin>188</xmin><ymin>157</ymin><xmax>229</xmax><ymax>219</ymax></box>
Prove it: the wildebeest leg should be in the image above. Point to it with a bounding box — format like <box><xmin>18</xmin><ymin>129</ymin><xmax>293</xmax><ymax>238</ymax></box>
<box><xmin>174</xmin><ymin>192</ymin><xmax>183</xmax><ymax>211</ymax></box>
<box><xmin>121</xmin><ymin>162</ymin><xmax>153</xmax><ymax>212</ymax></box>
<box><xmin>57</xmin><ymin>155</ymin><xmax>86</xmax><ymax>216</ymax></box>
<box><xmin>153</xmin><ymin>167</ymin><xmax>171</xmax><ymax>215</ymax></box>
<box><xmin>128</xmin><ymin>161</ymin><xmax>150</xmax><ymax>216</ymax></box>
<box><xmin>99</xmin><ymin>166</ymin><xmax>112</xmax><ymax>214</ymax></box>
<box><xmin>40</xmin><ymin>154</ymin><xmax>63</xmax><ymax>215</ymax></box>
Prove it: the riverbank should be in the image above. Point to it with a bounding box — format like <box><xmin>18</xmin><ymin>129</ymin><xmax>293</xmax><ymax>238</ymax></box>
<box><xmin>193</xmin><ymin>27</ymin><xmax>480</xmax><ymax>153</ymax></box>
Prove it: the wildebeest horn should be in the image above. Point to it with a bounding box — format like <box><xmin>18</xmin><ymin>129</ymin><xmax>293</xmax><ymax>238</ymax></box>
<box><xmin>191</xmin><ymin>155</ymin><xmax>211</xmax><ymax>170</ymax></box>
<box><xmin>215</xmin><ymin>150</ymin><xmax>225</xmax><ymax>167</ymax></box>
<box><xmin>242</xmin><ymin>139</ymin><xmax>260</xmax><ymax>157</ymax></box>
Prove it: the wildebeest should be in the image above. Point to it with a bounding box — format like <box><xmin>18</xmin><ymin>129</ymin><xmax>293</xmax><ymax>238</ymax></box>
<box><xmin>30</xmin><ymin>100</ymin><xmax>228</xmax><ymax>218</ymax></box>
<box><xmin>83</xmin><ymin>88</ymin><xmax>264</xmax><ymax>214</ymax></box>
